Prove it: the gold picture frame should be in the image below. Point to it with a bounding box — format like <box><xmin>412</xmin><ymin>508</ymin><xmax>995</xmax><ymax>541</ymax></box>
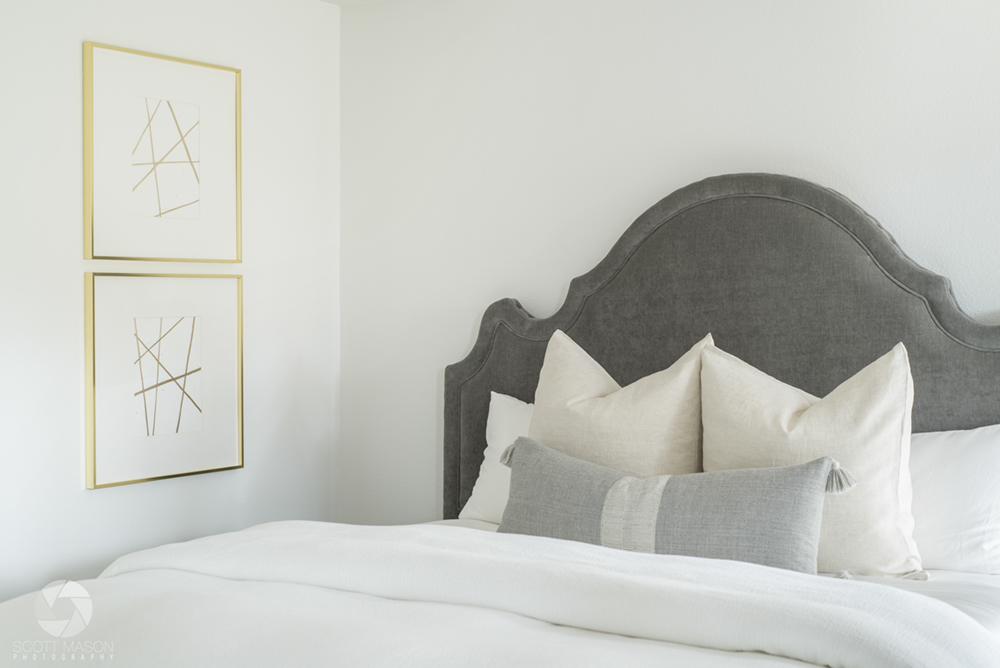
<box><xmin>83</xmin><ymin>43</ymin><xmax>242</xmax><ymax>262</ymax></box>
<box><xmin>85</xmin><ymin>273</ymin><xmax>243</xmax><ymax>488</ymax></box>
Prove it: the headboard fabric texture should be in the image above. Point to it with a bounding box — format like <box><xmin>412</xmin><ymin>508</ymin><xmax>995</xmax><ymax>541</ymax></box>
<box><xmin>443</xmin><ymin>173</ymin><xmax>1000</xmax><ymax>519</ymax></box>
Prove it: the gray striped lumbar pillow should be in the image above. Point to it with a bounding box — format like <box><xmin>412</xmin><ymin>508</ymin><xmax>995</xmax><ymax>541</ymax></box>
<box><xmin>497</xmin><ymin>437</ymin><xmax>854</xmax><ymax>574</ymax></box>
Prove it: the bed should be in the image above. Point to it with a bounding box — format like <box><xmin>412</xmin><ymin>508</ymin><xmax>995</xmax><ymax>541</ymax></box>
<box><xmin>3</xmin><ymin>173</ymin><xmax>1000</xmax><ymax>667</ymax></box>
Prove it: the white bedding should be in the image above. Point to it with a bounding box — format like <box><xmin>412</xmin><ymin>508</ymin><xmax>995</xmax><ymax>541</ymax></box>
<box><xmin>854</xmin><ymin>570</ymin><xmax>1000</xmax><ymax>637</ymax></box>
<box><xmin>429</xmin><ymin>517</ymin><xmax>501</xmax><ymax>531</ymax></box>
<box><xmin>3</xmin><ymin>521</ymin><xmax>999</xmax><ymax>667</ymax></box>
<box><xmin>433</xmin><ymin>518</ymin><xmax>1000</xmax><ymax>637</ymax></box>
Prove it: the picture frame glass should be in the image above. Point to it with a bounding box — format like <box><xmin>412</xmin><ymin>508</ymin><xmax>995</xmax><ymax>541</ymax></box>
<box><xmin>86</xmin><ymin>44</ymin><xmax>240</xmax><ymax>262</ymax></box>
<box><xmin>88</xmin><ymin>274</ymin><xmax>242</xmax><ymax>487</ymax></box>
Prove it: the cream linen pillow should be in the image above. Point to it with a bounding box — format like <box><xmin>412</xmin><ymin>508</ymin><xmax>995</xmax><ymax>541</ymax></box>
<box><xmin>701</xmin><ymin>343</ymin><xmax>924</xmax><ymax>578</ymax></box>
<box><xmin>528</xmin><ymin>330</ymin><xmax>713</xmax><ymax>477</ymax></box>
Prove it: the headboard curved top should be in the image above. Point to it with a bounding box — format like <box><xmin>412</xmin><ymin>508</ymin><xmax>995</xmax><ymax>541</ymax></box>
<box><xmin>443</xmin><ymin>173</ymin><xmax>1000</xmax><ymax>518</ymax></box>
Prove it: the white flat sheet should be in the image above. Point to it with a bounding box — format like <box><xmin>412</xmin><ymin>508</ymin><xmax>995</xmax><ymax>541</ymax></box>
<box><xmin>431</xmin><ymin>518</ymin><xmax>1000</xmax><ymax>638</ymax></box>
<box><xmin>855</xmin><ymin>570</ymin><xmax>1000</xmax><ymax>637</ymax></box>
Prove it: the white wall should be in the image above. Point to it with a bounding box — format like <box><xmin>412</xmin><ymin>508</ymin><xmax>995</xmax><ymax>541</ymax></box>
<box><xmin>340</xmin><ymin>0</ymin><xmax>1000</xmax><ymax>525</ymax></box>
<box><xmin>0</xmin><ymin>0</ymin><xmax>340</xmax><ymax>602</ymax></box>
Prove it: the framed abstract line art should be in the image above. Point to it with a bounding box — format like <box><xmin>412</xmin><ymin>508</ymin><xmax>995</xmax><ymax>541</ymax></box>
<box><xmin>83</xmin><ymin>43</ymin><xmax>241</xmax><ymax>262</ymax></box>
<box><xmin>85</xmin><ymin>273</ymin><xmax>243</xmax><ymax>488</ymax></box>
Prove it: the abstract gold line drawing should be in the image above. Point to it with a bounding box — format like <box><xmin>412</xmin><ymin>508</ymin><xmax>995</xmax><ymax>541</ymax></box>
<box><xmin>132</xmin><ymin>122</ymin><xmax>200</xmax><ymax>191</ymax></box>
<box><xmin>158</xmin><ymin>200</ymin><xmax>200</xmax><ymax>216</ymax></box>
<box><xmin>152</xmin><ymin>317</ymin><xmax>163</xmax><ymax>434</ymax></box>
<box><xmin>177</xmin><ymin>316</ymin><xmax>198</xmax><ymax>432</ymax></box>
<box><xmin>133</xmin><ymin>319</ymin><xmax>149</xmax><ymax>436</ymax></box>
<box><xmin>134</xmin><ymin>316</ymin><xmax>186</xmax><ymax>364</ymax></box>
<box><xmin>145</xmin><ymin>99</ymin><xmax>162</xmax><ymax>217</ymax></box>
<box><xmin>133</xmin><ymin>316</ymin><xmax>202</xmax><ymax>437</ymax></box>
<box><xmin>134</xmin><ymin>368</ymin><xmax>202</xmax><ymax>395</ymax></box>
<box><xmin>134</xmin><ymin>332</ymin><xmax>202</xmax><ymax>412</ymax></box>
<box><xmin>132</xmin><ymin>96</ymin><xmax>200</xmax><ymax>220</ymax></box>
<box><xmin>168</xmin><ymin>100</ymin><xmax>200</xmax><ymax>184</ymax></box>
<box><xmin>132</xmin><ymin>98</ymin><xmax>160</xmax><ymax>156</ymax></box>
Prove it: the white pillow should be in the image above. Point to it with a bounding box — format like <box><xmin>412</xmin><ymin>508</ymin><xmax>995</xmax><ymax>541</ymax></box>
<box><xmin>528</xmin><ymin>331</ymin><xmax>714</xmax><ymax>477</ymax></box>
<box><xmin>701</xmin><ymin>342</ymin><xmax>924</xmax><ymax>578</ymax></box>
<box><xmin>458</xmin><ymin>392</ymin><xmax>534</xmax><ymax>525</ymax></box>
<box><xmin>910</xmin><ymin>423</ymin><xmax>1000</xmax><ymax>573</ymax></box>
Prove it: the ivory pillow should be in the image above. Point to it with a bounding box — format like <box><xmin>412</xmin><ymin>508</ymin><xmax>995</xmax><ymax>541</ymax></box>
<box><xmin>701</xmin><ymin>343</ymin><xmax>924</xmax><ymax>578</ymax></box>
<box><xmin>458</xmin><ymin>392</ymin><xmax>534</xmax><ymax>525</ymax></box>
<box><xmin>529</xmin><ymin>331</ymin><xmax>713</xmax><ymax>477</ymax></box>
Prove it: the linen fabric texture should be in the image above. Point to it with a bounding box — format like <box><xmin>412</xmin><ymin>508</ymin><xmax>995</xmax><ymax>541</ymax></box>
<box><xmin>701</xmin><ymin>342</ymin><xmax>924</xmax><ymax>578</ymax></box>
<box><xmin>498</xmin><ymin>437</ymin><xmax>837</xmax><ymax>574</ymax></box>
<box><xmin>458</xmin><ymin>392</ymin><xmax>534</xmax><ymax>525</ymax></box>
<box><xmin>528</xmin><ymin>330</ymin><xmax>713</xmax><ymax>477</ymax></box>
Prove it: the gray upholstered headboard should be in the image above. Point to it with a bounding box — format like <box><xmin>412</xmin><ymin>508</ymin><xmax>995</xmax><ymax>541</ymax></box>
<box><xmin>443</xmin><ymin>173</ymin><xmax>1000</xmax><ymax>519</ymax></box>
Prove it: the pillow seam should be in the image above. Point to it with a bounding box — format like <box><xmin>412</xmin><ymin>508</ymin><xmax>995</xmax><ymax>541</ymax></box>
<box><xmin>893</xmin><ymin>360</ymin><xmax>922</xmax><ymax>575</ymax></box>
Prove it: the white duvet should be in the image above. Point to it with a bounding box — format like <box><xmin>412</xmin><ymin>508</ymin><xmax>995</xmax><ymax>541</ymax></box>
<box><xmin>3</xmin><ymin>521</ymin><xmax>999</xmax><ymax>667</ymax></box>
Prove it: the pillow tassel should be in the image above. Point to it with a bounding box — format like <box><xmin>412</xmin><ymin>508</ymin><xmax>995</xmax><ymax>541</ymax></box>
<box><xmin>826</xmin><ymin>461</ymin><xmax>857</xmax><ymax>495</ymax></box>
<box><xmin>499</xmin><ymin>443</ymin><xmax>516</xmax><ymax>468</ymax></box>
<box><xmin>835</xmin><ymin>570</ymin><xmax>854</xmax><ymax>580</ymax></box>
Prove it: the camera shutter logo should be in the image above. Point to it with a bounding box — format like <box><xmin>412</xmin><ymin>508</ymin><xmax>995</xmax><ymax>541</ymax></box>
<box><xmin>35</xmin><ymin>580</ymin><xmax>93</xmax><ymax>638</ymax></box>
